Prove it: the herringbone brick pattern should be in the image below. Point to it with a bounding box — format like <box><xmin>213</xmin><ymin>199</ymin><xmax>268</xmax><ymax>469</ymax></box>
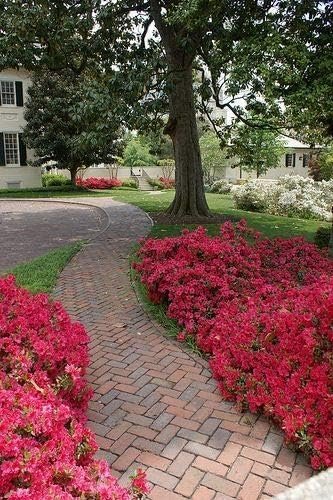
<box><xmin>50</xmin><ymin>198</ymin><xmax>313</xmax><ymax>499</ymax></box>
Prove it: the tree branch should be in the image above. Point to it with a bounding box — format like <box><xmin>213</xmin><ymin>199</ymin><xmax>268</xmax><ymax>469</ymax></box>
<box><xmin>225</xmin><ymin>103</ymin><xmax>294</xmax><ymax>140</ymax></box>
<box><xmin>115</xmin><ymin>1</ymin><xmax>150</xmax><ymax>16</ymax></box>
<box><xmin>140</xmin><ymin>16</ymin><xmax>153</xmax><ymax>49</ymax></box>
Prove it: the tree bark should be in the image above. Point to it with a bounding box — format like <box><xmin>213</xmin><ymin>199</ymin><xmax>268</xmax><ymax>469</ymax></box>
<box><xmin>150</xmin><ymin>0</ymin><xmax>211</xmax><ymax>217</ymax></box>
<box><xmin>70</xmin><ymin>165</ymin><xmax>79</xmax><ymax>185</ymax></box>
<box><xmin>164</xmin><ymin>64</ymin><xmax>211</xmax><ymax>216</ymax></box>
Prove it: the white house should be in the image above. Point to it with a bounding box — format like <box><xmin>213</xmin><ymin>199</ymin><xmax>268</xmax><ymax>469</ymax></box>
<box><xmin>224</xmin><ymin>136</ymin><xmax>317</xmax><ymax>182</ymax></box>
<box><xmin>0</xmin><ymin>68</ymin><xmax>41</xmax><ymax>189</ymax></box>
<box><xmin>205</xmin><ymin>83</ymin><xmax>320</xmax><ymax>181</ymax></box>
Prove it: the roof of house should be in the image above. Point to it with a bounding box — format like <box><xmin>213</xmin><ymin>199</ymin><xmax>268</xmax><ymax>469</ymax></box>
<box><xmin>282</xmin><ymin>136</ymin><xmax>321</xmax><ymax>149</ymax></box>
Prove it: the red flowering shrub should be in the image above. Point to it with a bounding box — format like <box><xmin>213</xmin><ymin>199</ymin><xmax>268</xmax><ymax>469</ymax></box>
<box><xmin>130</xmin><ymin>469</ymin><xmax>151</xmax><ymax>497</ymax></box>
<box><xmin>134</xmin><ymin>221</ymin><xmax>333</xmax><ymax>469</ymax></box>
<box><xmin>76</xmin><ymin>177</ymin><xmax>122</xmax><ymax>189</ymax></box>
<box><xmin>159</xmin><ymin>177</ymin><xmax>175</xmax><ymax>189</ymax></box>
<box><xmin>0</xmin><ymin>276</ymin><xmax>148</xmax><ymax>499</ymax></box>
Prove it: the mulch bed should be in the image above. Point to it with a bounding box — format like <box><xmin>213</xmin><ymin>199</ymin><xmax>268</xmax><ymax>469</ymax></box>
<box><xmin>148</xmin><ymin>212</ymin><xmax>240</xmax><ymax>225</ymax></box>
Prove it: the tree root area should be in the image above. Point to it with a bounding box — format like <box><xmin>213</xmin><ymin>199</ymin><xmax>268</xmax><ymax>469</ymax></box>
<box><xmin>148</xmin><ymin>212</ymin><xmax>240</xmax><ymax>225</ymax></box>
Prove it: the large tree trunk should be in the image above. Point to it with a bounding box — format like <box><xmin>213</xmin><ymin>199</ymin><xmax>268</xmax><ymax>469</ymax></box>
<box><xmin>70</xmin><ymin>165</ymin><xmax>79</xmax><ymax>185</ymax></box>
<box><xmin>164</xmin><ymin>64</ymin><xmax>210</xmax><ymax>217</ymax></box>
<box><xmin>150</xmin><ymin>0</ymin><xmax>210</xmax><ymax>217</ymax></box>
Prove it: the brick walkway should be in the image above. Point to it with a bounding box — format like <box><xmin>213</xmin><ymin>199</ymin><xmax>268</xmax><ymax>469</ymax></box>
<box><xmin>3</xmin><ymin>198</ymin><xmax>313</xmax><ymax>499</ymax></box>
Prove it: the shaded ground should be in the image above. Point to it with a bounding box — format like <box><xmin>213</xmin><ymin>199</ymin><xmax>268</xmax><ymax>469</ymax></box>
<box><xmin>0</xmin><ymin>200</ymin><xmax>107</xmax><ymax>273</ymax></box>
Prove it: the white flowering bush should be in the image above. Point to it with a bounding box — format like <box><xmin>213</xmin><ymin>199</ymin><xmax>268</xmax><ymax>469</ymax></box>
<box><xmin>232</xmin><ymin>175</ymin><xmax>333</xmax><ymax>221</ymax></box>
<box><xmin>231</xmin><ymin>181</ymin><xmax>271</xmax><ymax>212</ymax></box>
<box><xmin>210</xmin><ymin>179</ymin><xmax>233</xmax><ymax>194</ymax></box>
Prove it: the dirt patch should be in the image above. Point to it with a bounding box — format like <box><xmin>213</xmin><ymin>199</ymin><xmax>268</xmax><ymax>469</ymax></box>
<box><xmin>148</xmin><ymin>212</ymin><xmax>240</xmax><ymax>225</ymax></box>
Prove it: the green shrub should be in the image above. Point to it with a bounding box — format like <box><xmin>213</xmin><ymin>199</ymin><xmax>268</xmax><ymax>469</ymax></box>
<box><xmin>0</xmin><ymin>185</ymin><xmax>83</xmax><ymax>194</ymax></box>
<box><xmin>314</xmin><ymin>226</ymin><xmax>331</xmax><ymax>248</ymax></box>
<box><xmin>121</xmin><ymin>178</ymin><xmax>138</xmax><ymax>188</ymax></box>
<box><xmin>147</xmin><ymin>179</ymin><xmax>163</xmax><ymax>190</ymax></box>
<box><xmin>210</xmin><ymin>179</ymin><xmax>232</xmax><ymax>194</ymax></box>
<box><xmin>42</xmin><ymin>173</ymin><xmax>71</xmax><ymax>187</ymax></box>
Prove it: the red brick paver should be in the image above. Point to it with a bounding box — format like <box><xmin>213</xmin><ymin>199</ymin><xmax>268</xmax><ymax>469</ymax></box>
<box><xmin>34</xmin><ymin>197</ymin><xmax>311</xmax><ymax>499</ymax></box>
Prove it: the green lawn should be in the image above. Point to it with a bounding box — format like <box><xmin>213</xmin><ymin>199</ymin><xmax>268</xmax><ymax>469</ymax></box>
<box><xmin>3</xmin><ymin>242</ymin><xmax>83</xmax><ymax>294</ymax></box>
<box><xmin>0</xmin><ymin>186</ymin><xmax>328</xmax><ymax>241</ymax></box>
<box><xmin>109</xmin><ymin>190</ymin><xmax>328</xmax><ymax>241</ymax></box>
<box><xmin>0</xmin><ymin>186</ymin><xmax>116</xmax><ymax>198</ymax></box>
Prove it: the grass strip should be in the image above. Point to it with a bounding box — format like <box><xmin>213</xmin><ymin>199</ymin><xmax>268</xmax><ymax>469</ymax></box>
<box><xmin>4</xmin><ymin>242</ymin><xmax>84</xmax><ymax>294</ymax></box>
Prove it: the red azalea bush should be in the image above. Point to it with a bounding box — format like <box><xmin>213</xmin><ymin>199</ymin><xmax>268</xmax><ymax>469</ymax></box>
<box><xmin>76</xmin><ymin>177</ymin><xmax>122</xmax><ymax>189</ymax></box>
<box><xmin>134</xmin><ymin>221</ymin><xmax>333</xmax><ymax>469</ymax></box>
<box><xmin>0</xmin><ymin>276</ymin><xmax>148</xmax><ymax>499</ymax></box>
<box><xmin>159</xmin><ymin>177</ymin><xmax>175</xmax><ymax>189</ymax></box>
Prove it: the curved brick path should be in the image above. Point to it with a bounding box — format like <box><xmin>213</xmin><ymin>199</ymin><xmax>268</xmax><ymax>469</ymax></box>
<box><xmin>2</xmin><ymin>198</ymin><xmax>313</xmax><ymax>499</ymax></box>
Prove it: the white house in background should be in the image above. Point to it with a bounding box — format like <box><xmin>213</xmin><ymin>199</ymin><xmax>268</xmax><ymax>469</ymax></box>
<box><xmin>80</xmin><ymin>137</ymin><xmax>318</xmax><ymax>185</ymax></box>
<box><xmin>206</xmin><ymin>85</ymin><xmax>321</xmax><ymax>181</ymax></box>
<box><xmin>224</xmin><ymin>136</ymin><xmax>319</xmax><ymax>181</ymax></box>
<box><xmin>0</xmin><ymin>68</ymin><xmax>41</xmax><ymax>189</ymax></box>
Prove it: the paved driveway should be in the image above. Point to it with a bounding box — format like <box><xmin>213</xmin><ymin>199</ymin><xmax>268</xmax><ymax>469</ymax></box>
<box><xmin>0</xmin><ymin>199</ymin><xmax>108</xmax><ymax>273</ymax></box>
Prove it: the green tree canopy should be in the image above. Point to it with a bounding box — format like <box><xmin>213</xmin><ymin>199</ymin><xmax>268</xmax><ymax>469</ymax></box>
<box><xmin>0</xmin><ymin>0</ymin><xmax>99</xmax><ymax>73</ymax></box>
<box><xmin>24</xmin><ymin>70</ymin><xmax>123</xmax><ymax>182</ymax></box>
<box><xmin>199</xmin><ymin>131</ymin><xmax>227</xmax><ymax>184</ymax></box>
<box><xmin>122</xmin><ymin>137</ymin><xmax>156</xmax><ymax>167</ymax></box>
<box><xmin>229</xmin><ymin>121</ymin><xmax>285</xmax><ymax>178</ymax></box>
<box><xmin>175</xmin><ymin>0</ymin><xmax>333</xmax><ymax>144</ymax></box>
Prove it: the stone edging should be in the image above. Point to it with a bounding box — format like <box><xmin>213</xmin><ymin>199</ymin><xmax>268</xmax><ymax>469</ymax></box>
<box><xmin>128</xmin><ymin>215</ymin><xmax>210</xmax><ymax>371</ymax></box>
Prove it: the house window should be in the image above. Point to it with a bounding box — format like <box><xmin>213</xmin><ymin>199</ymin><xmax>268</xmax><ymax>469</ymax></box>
<box><xmin>303</xmin><ymin>154</ymin><xmax>309</xmax><ymax>168</ymax></box>
<box><xmin>285</xmin><ymin>153</ymin><xmax>295</xmax><ymax>168</ymax></box>
<box><xmin>4</xmin><ymin>133</ymin><xmax>19</xmax><ymax>165</ymax></box>
<box><xmin>0</xmin><ymin>81</ymin><xmax>16</xmax><ymax>105</ymax></box>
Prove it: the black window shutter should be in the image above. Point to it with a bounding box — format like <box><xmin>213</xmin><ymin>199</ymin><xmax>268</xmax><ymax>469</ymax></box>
<box><xmin>15</xmin><ymin>81</ymin><xmax>23</xmax><ymax>107</ymax></box>
<box><xmin>285</xmin><ymin>154</ymin><xmax>289</xmax><ymax>167</ymax></box>
<box><xmin>0</xmin><ymin>133</ymin><xmax>5</xmax><ymax>165</ymax></box>
<box><xmin>303</xmin><ymin>154</ymin><xmax>308</xmax><ymax>168</ymax></box>
<box><xmin>292</xmin><ymin>153</ymin><xmax>296</xmax><ymax>167</ymax></box>
<box><xmin>18</xmin><ymin>134</ymin><xmax>27</xmax><ymax>165</ymax></box>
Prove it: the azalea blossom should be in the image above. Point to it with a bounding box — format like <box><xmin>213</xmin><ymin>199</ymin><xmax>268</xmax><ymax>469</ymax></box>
<box><xmin>135</xmin><ymin>221</ymin><xmax>333</xmax><ymax>469</ymax></box>
<box><xmin>0</xmin><ymin>277</ymin><xmax>148</xmax><ymax>499</ymax></box>
<box><xmin>232</xmin><ymin>175</ymin><xmax>333</xmax><ymax>221</ymax></box>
